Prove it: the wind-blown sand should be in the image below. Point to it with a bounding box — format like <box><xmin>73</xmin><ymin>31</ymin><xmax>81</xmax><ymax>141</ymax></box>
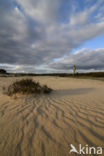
<box><xmin>0</xmin><ymin>76</ymin><xmax>104</xmax><ymax>156</ymax></box>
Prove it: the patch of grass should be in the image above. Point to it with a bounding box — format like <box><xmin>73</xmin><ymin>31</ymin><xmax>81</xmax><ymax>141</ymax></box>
<box><xmin>5</xmin><ymin>79</ymin><xmax>52</xmax><ymax>96</ymax></box>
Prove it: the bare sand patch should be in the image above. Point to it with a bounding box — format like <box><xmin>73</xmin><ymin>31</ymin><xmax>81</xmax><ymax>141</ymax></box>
<box><xmin>0</xmin><ymin>76</ymin><xmax>104</xmax><ymax>156</ymax></box>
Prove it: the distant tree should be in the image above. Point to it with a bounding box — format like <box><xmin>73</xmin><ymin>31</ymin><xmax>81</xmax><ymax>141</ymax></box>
<box><xmin>73</xmin><ymin>65</ymin><xmax>76</xmax><ymax>76</ymax></box>
<box><xmin>0</xmin><ymin>69</ymin><xmax>7</xmax><ymax>74</ymax></box>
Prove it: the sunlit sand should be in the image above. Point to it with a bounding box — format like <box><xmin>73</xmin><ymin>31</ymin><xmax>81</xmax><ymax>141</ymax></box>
<box><xmin>0</xmin><ymin>76</ymin><xmax>104</xmax><ymax>156</ymax></box>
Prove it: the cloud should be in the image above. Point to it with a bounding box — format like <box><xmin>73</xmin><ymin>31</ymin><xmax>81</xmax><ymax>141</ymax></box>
<box><xmin>47</xmin><ymin>48</ymin><xmax>104</xmax><ymax>72</ymax></box>
<box><xmin>70</xmin><ymin>11</ymin><xmax>89</xmax><ymax>26</ymax></box>
<box><xmin>16</xmin><ymin>0</ymin><xmax>63</xmax><ymax>23</ymax></box>
<box><xmin>0</xmin><ymin>0</ymin><xmax>104</xmax><ymax>73</ymax></box>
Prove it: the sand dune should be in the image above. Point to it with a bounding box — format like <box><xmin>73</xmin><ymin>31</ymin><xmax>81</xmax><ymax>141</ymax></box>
<box><xmin>0</xmin><ymin>76</ymin><xmax>104</xmax><ymax>156</ymax></box>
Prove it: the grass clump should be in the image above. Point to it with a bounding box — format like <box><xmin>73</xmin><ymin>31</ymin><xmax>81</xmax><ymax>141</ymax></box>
<box><xmin>6</xmin><ymin>79</ymin><xmax>52</xmax><ymax>96</ymax></box>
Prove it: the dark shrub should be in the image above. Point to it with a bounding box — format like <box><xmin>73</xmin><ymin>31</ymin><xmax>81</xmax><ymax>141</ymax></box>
<box><xmin>6</xmin><ymin>79</ymin><xmax>52</xmax><ymax>96</ymax></box>
<box><xmin>42</xmin><ymin>85</ymin><xmax>52</xmax><ymax>94</ymax></box>
<box><xmin>0</xmin><ymin>69</ymin><xmax>7</xmax><ymax>74</ymax></box>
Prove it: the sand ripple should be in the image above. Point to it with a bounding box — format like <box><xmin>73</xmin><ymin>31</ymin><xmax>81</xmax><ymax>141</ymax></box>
<box><xmin>0</xmin><ymin>77</ymin><xmax>104</xmax><ymax>156</ymax></box>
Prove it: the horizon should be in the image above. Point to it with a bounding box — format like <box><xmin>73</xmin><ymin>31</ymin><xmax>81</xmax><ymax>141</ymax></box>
<box><xmin>0</xmin><ymin>0</ymin><xmax>104</xmax><ymax>73</ymax></box>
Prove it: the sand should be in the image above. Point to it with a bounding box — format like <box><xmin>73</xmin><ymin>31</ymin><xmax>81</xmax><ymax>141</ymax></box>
<box><xmin>0</xmin><ymin>76</ymin><xmax>104</xmax><ymax>156</ymax></box>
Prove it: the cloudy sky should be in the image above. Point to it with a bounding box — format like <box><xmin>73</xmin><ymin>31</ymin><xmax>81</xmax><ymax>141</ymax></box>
<box><xmin>0</xmin><ymin>0</ymin><xmax>104</xmax><ymax>73</ymax></box>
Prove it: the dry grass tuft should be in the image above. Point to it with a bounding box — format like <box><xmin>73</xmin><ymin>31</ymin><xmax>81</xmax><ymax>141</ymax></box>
<box><xmin>4</xmin><ymin>79</ymin><xmax>52</xmax><ymax>96</ymax></box>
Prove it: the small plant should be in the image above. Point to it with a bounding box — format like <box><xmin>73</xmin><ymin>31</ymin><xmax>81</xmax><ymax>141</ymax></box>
<box><xmin>42</xmin><ymin>85</ymin><xmax>52</xmax><ymax>94</ymax></box>
<box><xmin>0</xmin><ymin>69</ymin><xmax>7</xmax><ymax>74</ymax></box>
<box><xmin>5</xmin><ymin>79</ymin><xmax>52</xmax><ymax>96</ymax></box>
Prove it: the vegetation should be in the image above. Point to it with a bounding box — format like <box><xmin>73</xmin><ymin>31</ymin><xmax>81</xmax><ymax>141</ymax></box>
<box><xmin>0</xmin><ymin>69</ymin><xmax>7</xmax><ymax>74</ymax></box>
<box><xmin>1</xmin><ymin>72</ymin><xmax>104</xmax><ymax>78</ymax></box>
<box><xmin>5</xmin><ymin>79</ymin><xmax>52</xmax><ymax>96</ymax></box>
<box><xmin>0</xmin><ymin>69</ymin><xmax>104</xmax><ymax>80</ymax></box>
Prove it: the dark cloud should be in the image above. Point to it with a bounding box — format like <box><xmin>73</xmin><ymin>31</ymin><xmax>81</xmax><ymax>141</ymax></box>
<box><xmin>0</xmin><ymin>0</ymin><xmax>104</xmax><ymax>72</ymax></box>
<box><xmin>47</xmin><ymin>48</ymin><xmax>104</xmax><ymax>71</ymax></box>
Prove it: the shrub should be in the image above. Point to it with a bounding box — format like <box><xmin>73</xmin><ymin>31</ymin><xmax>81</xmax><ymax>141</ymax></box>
<box><xmin>0</xmin><ymin>69</ymin><xmax>7</xmax><ymax>74</ymax></box>
<box><xmin>6</xmin><ymin>79</ymin><xmax>52</xmax><ymax>96</ymax></box>
<box><xmin>42</xmin><ymin>85</ymin><xmax>52</xmax><ymax>93</ymax></box>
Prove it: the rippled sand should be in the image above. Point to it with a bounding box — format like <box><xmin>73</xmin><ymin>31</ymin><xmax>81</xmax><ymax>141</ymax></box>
<box><xmin>0</xmin><ymin>76</ymin><xmax>104</xmax><ymax>156</ymax></box>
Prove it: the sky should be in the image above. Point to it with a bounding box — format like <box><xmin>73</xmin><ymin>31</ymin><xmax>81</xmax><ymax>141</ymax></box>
<box><xmin>0</xmin><ymin>0</ymin><xmax>104</xmax><ymax>73</ymax></box>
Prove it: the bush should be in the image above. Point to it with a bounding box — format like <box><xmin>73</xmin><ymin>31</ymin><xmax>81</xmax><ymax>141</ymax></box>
<box><xmin>0</xmin><ymin>69</ymin><xmax>7</xmax><ymax>74</ymax></box>
<box><xmin>6</xmin><ymin>79</ymin><xmax>52</xmax><ymax>96</ymax></box>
